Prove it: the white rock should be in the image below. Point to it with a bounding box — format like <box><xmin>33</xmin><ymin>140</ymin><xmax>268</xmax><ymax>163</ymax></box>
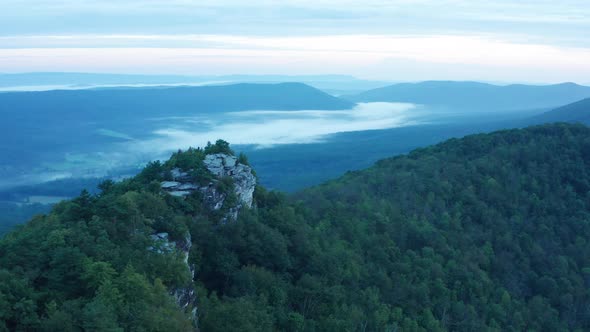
<box><xmin>162</xmin><ymin>153</ymin><xmax>256</xmax><ymax>220</ymax></box>
<box><xmin>161</xmin><ymin>181</ymin><xmax>181</xmax><ymax>189</ymax></box>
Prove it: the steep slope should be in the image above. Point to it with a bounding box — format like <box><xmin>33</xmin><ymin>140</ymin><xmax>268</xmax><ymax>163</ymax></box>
<box><xmin>530</xmin><ymin>98</ymin><xmax>590</xmax><ymax>124</ymax></box>
<box><xmin>0</xmin><ymin>140</ymin><xmax>256</xmax><ymax>331</ymax></box>
<box><xmin>3</xmin><ymin>124</ymin><xmax>590</xmax><ymax>331</ymax></box>
<box><xmin>346</xmin><ymin>81</ymin><xmax>590</xmax><ymax>111</ymax></box>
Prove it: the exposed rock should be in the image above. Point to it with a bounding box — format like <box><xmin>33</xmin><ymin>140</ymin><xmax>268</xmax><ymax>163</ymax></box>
<box><xmin>203</xmin><ymin>154</ymin><xmax>256</xmax><ymax>209</ymax></box>
<box><xmin>148</xmin><ymin>232</ymin><xmax>197</xmax><ymax>327</ymax></box>
<box><xmin>171</xmin><ymin>168</ymin><xmax>192</xmax><ymax>182</ymax></box>
<box><xmin>161</xmin><ymin>153</ymin><xmax>256</xmax><ymax>222</ymax></box>
<box><xmin>161</xmin><ymin>181</ymin><xmax>181</xmax><ymax>189</ymax></box>
<box><xmin>154</xmin><ymin>153</ymin><xmax>256</xmax><ymax>328</ymax></box>
<box><xmin>231</xmin><ymin>164</ymin><xmax>256</xmax><ymax>209</ymax></box>
<box><xmin>203</xmin><ymin>154</ymin><xmax>237</xmax><ymax>177</ymax></box>
<box><xmin>200</xmin><ymin>183</ymin><xmax>226</xmax><ymax>211</ymax></box>
<box><xmin>148</xmin><ymin>232</ymin><xmax>175</xmax><ymax>253</ymax></box>
<box><xmin>178</xmin><ymin>183</ymin><xmax>199</xmax><ymax>191</ymax></box>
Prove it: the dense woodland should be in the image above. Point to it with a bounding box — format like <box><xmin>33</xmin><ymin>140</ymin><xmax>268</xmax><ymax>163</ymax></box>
<box><xmin>2</xmin><ymin>124</ymin><xmax>590</xmax><ymax>331</ymax></box>
<box><xmin>0</xmin><ymin>202</ymin><xmax>50</xmax><ymax>236</ymax></box>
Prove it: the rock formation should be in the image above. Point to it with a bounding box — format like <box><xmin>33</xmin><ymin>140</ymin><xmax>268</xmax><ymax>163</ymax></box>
<box><xmin>149</xmin><ymin>232</ymin><xmax>198</xmax><ymax>326</ymax></box>
<box><xmin>160</xmin><ymin>153</ymin><xmax>256</xmax><ymax>221</ymax></box>
<box><xmin>155</xmin><ymin>152</ymin><xmax>256</xmax><ymax>329</ymax></box>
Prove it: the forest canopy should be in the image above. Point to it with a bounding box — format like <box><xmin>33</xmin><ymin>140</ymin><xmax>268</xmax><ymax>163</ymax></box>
<box><xmin>2</xmin><ymin>123</ymin><xmax>590</xmax><ymax>331</ymax></box>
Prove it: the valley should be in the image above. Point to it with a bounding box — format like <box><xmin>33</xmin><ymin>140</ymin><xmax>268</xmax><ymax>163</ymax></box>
<box><xmin>1</xmin><ymin>79</ymin><xmax>589</xmax><ymax>232</ymax></box>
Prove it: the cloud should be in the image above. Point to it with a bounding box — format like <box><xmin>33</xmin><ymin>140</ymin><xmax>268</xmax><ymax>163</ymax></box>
<box><xmin>0</xmin><ymin>1</ymin><xmax>588</xmax><ymax>81</ymax></box>
<box><xmin>1</xmin><ymin>34</ymin><xmax>589</xmax><ymax>82</ymax></box>
<box><xmin>1</xmin><ymin>1</ymin><xmax>589</xmax><ymax>44</ymax></box>
<box><xmin>0</xmin><ymin>102</ymin><xmax>422</xmax><ymax>188</ymax></box>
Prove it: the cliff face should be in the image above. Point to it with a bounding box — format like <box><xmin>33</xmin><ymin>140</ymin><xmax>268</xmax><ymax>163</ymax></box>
<box><xmin>149</xmin><ymin>232</ymin><xmax>197</xmax><ymax>324</ymax></box>
<box><xmin>160</xmin><ymin>153</ymin><xmax>256</xmax><ymax>222</ymax></box>
<box><xmin>156</xmin><ymin>152</ymin><xmax>257</xmax><ymax>328</ymax></box>
<box><xmin>203</xmin><ymin>154</ymin><xmax>256</xmax><ymax>209</ymax></box>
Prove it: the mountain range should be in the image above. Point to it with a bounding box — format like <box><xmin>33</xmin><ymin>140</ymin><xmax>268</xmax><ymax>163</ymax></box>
<box><xmin>0</xmin><ymin>82</ymin><xmax>352</xmax><ymax>118</ymax></box>
<box><xmin>0</xmin><ymin>73</ymin><xmax>389</xmax><ymax>95</ymax></box>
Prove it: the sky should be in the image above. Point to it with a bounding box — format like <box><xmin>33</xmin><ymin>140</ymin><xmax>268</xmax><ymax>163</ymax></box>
<box><xmin>1</xmin><ymin>0</ymin><xmax>589</xmax><ymax>83</ymax></box>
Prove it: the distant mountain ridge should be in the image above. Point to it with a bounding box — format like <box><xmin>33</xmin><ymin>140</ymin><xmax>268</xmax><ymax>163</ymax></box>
<box><xmin>0</xmin><ymin>82</ymin><xmax>353</xmax><ymax>117</ymax></box>
<box><xmin>0</xmin><ymin>72</ymin><xmax>389</xmax><ymax>95</ymax></box>
<box><xmin>346</xmin><ymin>81</ymin><xmax>590</xmax><ymax>111</ymax></box>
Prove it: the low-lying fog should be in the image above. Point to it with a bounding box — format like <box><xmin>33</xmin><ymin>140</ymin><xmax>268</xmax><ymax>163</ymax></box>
<box><xmin>136</xmin><ymin>102</ymin><xmax>422</xmax><ymax>151</ymax></box>
<box><xmin>1</xmin><ymin>102</ymin><xmax>428</xmax><ymax>190</ymax></box>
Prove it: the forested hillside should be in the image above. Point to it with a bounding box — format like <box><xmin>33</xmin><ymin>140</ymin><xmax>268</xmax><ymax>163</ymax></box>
<box><xmin>531</xmin><ymin>98</ymin><xmax>590</xmax><ymax>125</ymax></box>
<box><xmin>2</xmin><ymin>124</ymin><xmax>590</xmax><ymax>331</ymax></box>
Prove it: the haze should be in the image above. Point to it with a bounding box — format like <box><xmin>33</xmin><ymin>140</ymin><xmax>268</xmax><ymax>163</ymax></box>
<box><xmin>1</xmin><ymin>0</ymin><xmax>590</xmax><ymax>83</ymax></box>
<box><xmin>0</xmin><ymin>102</ymin><xmax>421</xmax><ymax>189</ymax></box>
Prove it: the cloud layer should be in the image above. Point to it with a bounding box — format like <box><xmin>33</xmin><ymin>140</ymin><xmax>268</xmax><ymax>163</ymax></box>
<box><xmin>2</xmin><ymin>1</ymin><xmax>588</xmax><ymax>40</ymax></box>
<box><xmin>0</xmin><ymin>102</ymin><xmax>423</xmax><ymax>188</ymax></box>
<box><xmin>1</xmin><ymin>34</ymin><xmax>589</xmax><ymax>82</ymax></box>
<box><xmin>1</xmin><ymin>1</ymin><xmax>589</xmax><ymax>82</ymax></box>
<box><xmin>134</xmin><ymin>102</ymin><xmax>420</xmax><ymax>153</ymax></box>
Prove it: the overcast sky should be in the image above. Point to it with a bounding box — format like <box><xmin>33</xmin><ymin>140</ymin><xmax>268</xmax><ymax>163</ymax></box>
<box><xmin>1</xmin><ymin>0</ymin><xmax>589</xmax><ymax>83</ymax></box>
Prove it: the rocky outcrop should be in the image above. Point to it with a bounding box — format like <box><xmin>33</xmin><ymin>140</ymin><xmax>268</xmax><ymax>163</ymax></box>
<box><xmin>160</xmin><ymin>181</ymin><xmax>199</xmax><ymax>197</ymax></box>
<box><xmin>161</xmin><ymin>153</ymin><xmax>256</xmax><ymax>222</ymax></box>
<box><xmin>149</xmin><ymin>232</ymin><xmax>198</xmax><ymax>326</ymax></box>
<box><xmin>204</xmin><ymin>154</ymin><xmax>256</xmax><ymax>209</ymax></box>
<box><xmin>156</xmin><ymin>153</ymin><xmax>256</xmax><ymax>328</ymax></box>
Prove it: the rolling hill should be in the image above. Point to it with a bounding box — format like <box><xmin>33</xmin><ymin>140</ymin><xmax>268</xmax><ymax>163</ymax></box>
<box><xmin>346</xmin><ymin>81</ymin><xmax>590</xmax><ymax>111</ymax></box>
<box><xmin>0</xmin><ymin>82</ymin><xmax>353</xmax><ymax>120</ymax></box>
<box><xmin>530</xmin><ymin>98</ymin><xmax>590</xmax><ymax>124</ymax></box>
